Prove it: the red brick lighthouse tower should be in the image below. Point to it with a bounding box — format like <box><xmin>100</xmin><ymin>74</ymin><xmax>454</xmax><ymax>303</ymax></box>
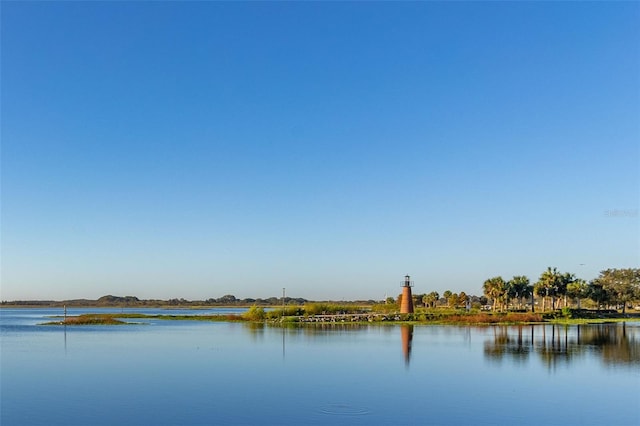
<box><xmin>400</xmin><ymin>274</ymin><xmax>414</xmax><ymax>314</ymax></box>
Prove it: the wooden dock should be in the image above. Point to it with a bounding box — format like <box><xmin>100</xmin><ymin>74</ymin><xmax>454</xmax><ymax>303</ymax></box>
<box><xmin>288</xmin><ymin>313</ymin><xmax>402</xmax><ymax>323</ymax></box>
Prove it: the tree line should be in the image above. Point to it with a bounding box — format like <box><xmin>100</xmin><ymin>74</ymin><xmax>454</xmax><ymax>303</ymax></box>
<box><xmin>482</xmin><ymin>267</ymin><xmax>640</xmax><ymax>313</ymax></box>
<box><xmin>392</xmin><ymin>291</ymin><xmax>488</xmax><ymax>310</ymax></box>
<box><xmin>3</xmin><ymin>268</ymin><xmax>637</xmax><ymax>311</ymax></box>
<box><xmin>396</xmin><ymin>268</ymin><xmax>639</xmax><ymax>313</ymax></box>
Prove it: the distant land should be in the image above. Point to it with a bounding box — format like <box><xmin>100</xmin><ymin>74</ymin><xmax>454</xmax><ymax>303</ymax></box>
<box><xmin>0</xmin><ymin>294</ymin><xmax>380</xmax><ymax>308</ymax></box>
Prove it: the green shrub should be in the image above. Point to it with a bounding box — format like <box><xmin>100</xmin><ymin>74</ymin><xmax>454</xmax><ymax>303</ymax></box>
<box><xmin>265</xmin><ymin>306</ymin><xmax>304</xmax><ymax>319</ymax></box>
<box><xmin>242</xmin><ymin>305</ymin><xmax>266</xmax><ymax>321</ymax></box>
<box><xmin>370</xmin><ymin>303</ymin><xmax>398</xmax><ymax>313</ymax></box>
<box><xmin>303</xmin><ymin>303</ymin><xmax>363</xmax><ymax>315</ymax></box>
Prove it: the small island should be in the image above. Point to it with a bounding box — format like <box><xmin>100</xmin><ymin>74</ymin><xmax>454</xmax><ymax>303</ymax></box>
<box><xmin>41</xmin><ymin>304</ymin><xmax>638</xmax><ymax>327</ymax></box>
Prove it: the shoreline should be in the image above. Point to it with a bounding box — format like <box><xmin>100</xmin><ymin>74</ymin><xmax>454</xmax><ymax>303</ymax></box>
<box><xmin>38</xmin><ymin>311</ymin><xmax>640</xmax><ymax>327</ymax></box>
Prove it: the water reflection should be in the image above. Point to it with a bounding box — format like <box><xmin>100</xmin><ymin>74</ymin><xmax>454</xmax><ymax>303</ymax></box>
<box><xmin>245</xmin><ymin>322</ymin><xmax>266</xmax><ymax>339</ymax></box>
<box><xmin>484</xmin><ymin>323</ymin><xmax>639</xmax><ymax>369</ymax></box>
<box><xmin>278</xmin><ymin>323</ymin><xmax>371</xmax><ymax>335</ymax></box>
<box><xmin>258</xmin><ymin>323</ymin><xmax>416</xmax><ymax>367</ymax></box>
<box><xmin>484</xmin><ymin>325</ymin><xmax>531</xmax><ymax>365</ymax></box>
<box><xmin>400</xmin><ymin>325</ymin><xmax>413</xmax><ymax>367</ymax></box>
<box><xmin>3</xmin><ymin>311</ymin><xmax>639</xmax><ymax>426</ymax></box>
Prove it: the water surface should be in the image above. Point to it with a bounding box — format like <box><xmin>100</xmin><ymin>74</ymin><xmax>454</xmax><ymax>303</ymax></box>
<box><xmin>2</xmin><ymin>309</ymin><xmax>638</xmax><ymax>425</ymax></box>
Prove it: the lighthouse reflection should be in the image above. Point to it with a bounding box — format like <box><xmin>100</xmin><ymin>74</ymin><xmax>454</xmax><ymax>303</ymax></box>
<box><xmin>401</xmin><ymin>325</ymin><xmax>413</xmax><ymax>367</ymax></box>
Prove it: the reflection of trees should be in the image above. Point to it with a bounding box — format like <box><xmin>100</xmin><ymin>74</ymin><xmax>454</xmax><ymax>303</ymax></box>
<box><xmin>484</xmin><ymin>326</ymin><xmax>531</xmax><ymax>365</ymax></box>
<box><xmin>582</xmin><ymin>323</ymin><xmax>640</xmax><ymax>367</ymax></box>
<box><xmin>244</xmin><ymin>322</ymin><xmax>265</xmax><ymax>332</ymax></box>
<box><xmin>244</xmin><ymin>322</ymin><xmax>265</xmax><ymax>341</ymax></box>
<box><xmin>265</xmin><ymin>323</ymin><xmax>371</xmax><ymax>338</ymax></box>
<box><xmin>296</xmin><ymin>323</ymin><xmax>370</xmax><ymax>336</ymax></box>
<box><xmin>536</xmin><ymin>325</ymin><xmax>579</xmax><ymax>371</ymax></box>
<box><xmin>484</xmin><ymin>324</ymin><xmax>640</xmax><ymax>369</ymax></box>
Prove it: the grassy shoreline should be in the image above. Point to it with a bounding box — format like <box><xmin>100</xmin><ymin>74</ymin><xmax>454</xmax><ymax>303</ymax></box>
<box><xmin>41</xmin><ymin>310</ymin><xmax>640</xmax><ymax>326</ymax></box>
<box><xmin>42</xmin><ymin>313</ymin><xmax>248</xmax><ymax>325</ymax></box>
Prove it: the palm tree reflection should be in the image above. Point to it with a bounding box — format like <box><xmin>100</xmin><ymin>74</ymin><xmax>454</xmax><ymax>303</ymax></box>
<box><xmin>484</xmin><ymin>323</ymin><xmax>639</xmax><ymax>370</ymax></box>
<box><xmin>484</xmin><ymin>326</ymin><xmax>531</xmax><ymax>365</ymax></box>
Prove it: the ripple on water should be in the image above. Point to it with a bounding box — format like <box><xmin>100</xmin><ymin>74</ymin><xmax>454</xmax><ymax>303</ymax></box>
<box><xmin>318</xmin><ymin>403</ymin><xmax>371</xmax><ymax>417</ymax></box>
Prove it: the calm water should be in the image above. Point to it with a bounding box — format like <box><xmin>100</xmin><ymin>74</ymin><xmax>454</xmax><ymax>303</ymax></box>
<box><xmin>1</xmin><ymin>308</ymin><xmax>639</xmax><ymax>425</ymax></box>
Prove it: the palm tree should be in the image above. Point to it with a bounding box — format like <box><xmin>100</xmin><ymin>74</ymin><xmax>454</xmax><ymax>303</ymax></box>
<box><xmin>423</xmin><ymin>291</ymin><xmax>439</xmax><ymax>309</ymax></box>
<box><xmin>566</xmin><ymin>279</ymin><xmax>588</xmax><ymax>309</ymax></box>
<box><xmin>507</xmin><ymin>276</ymin><xmax>531</xmax><ymax>310</ymax></box>
<box><xmin>558</xmin><ymin>273</ymin><xmax>574</xmax><ymax>308</ymax></box>
<box><xmin>458</xmin><ymin>291</ymin><xmax>468</xmax><ymax>309</ymax></box>
<box><xmin>535</xmin><ymin>267</ymin><xmax>563</xmax><ymax>311</ymax></box>
<box><xmin>534</xmin><ymin>282</ymin><xmax>547</xmax><ymax>311</ymax></box>
<box><xmin>483</xmin><ymin>276</ymin><xmax>507</xmax><ymax>312</ymax></box>
<box><xmin>443</xmin><ymin>290</ymin><xmax>453</xmax><ymax>307</ymax></box>
<box><xmin>586</xmin><ymin>281</ymin><xmax>609</xmax><ymax>311</ymax></box>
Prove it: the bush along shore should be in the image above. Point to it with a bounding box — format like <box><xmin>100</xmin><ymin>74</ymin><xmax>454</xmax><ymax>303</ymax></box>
<box><xmin>41</xmin><ymin>305</ymin><xmax>640</xmax><ymax>326</ymax></box>
<box><xmin>44</xmin><ymin>314</ymin><xmax>130</xmax><ymax>325</ymax></box>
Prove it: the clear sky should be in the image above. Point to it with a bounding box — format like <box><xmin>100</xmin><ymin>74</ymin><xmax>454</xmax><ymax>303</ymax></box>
<box><xmin>1</xmin><ymin>1</ymin><xmax>638</xmax><ymax>302</ymax></box>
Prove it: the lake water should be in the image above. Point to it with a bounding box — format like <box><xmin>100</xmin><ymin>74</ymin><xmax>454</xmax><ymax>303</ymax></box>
<box><xmin>1</xmin><ymin>308</ymin><xmax>639</xmax><ymax>425</ymax></box>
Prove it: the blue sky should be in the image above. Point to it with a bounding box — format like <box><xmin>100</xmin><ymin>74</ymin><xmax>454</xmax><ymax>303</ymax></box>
<box><xmin>2</xmin><ymin>1</ymin><xmax>638</xmax><ymax>301</ymax></box>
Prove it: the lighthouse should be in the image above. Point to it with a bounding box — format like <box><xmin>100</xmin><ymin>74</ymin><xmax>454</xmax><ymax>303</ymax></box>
<box><xmin>400</xmin><ymin>274</ymin><xmax>414</xmax><ymax>314</ymax></box>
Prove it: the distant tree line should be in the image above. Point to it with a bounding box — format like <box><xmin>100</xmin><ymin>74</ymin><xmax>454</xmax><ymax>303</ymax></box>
<box><xmin>3</xmin><ymin>268</ymin><xmax>637</xmax><ymax>313</ymax></box>
<box><xmin>1</xmin><ymin>294</ymin><xmax>379</xmax><ymax>308</ymax></box>
<box><xmin>203</xmin><ymin>294</ymin><xmax>310</xmax><ymax>306</ymax></box>
<box><xmin>0</xmin><ymin>294</ymin><xmax>310</xmax><ymax>307</ymax></box>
